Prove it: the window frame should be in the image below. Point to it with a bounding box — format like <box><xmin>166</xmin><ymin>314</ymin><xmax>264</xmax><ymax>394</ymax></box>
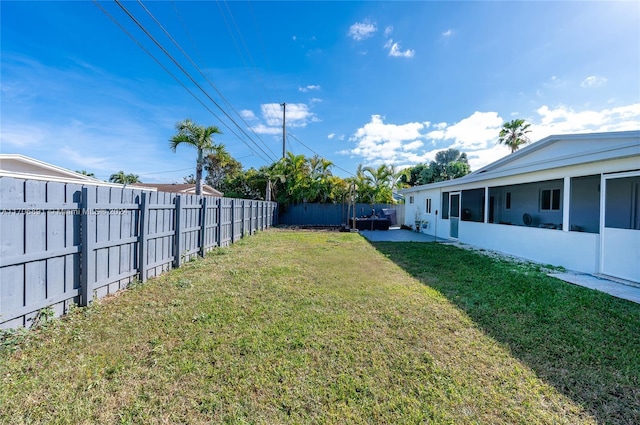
<box><xmin>540</xmin><ymin>188</ymin><xmax>561</xmax><ymax>211</ymax></box>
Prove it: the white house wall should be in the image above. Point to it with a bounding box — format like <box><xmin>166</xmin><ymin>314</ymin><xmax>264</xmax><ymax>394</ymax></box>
<box><xmin>459</xmin><ymin>222</ymin><xmax>600</xmax><ymax>273</ymax></box>
<box><xmin>401</xmin><ymin>155</ymin><xmax>639</xmax><ymax>277</ymax></box>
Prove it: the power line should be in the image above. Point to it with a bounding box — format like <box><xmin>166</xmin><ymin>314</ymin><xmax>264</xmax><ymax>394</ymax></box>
<box><xmin>287</xmin><ymin>131</ymin><xmax>355</xmax><ymax>177</ymax></box>
<box><xmin>138</xmin><ymin>0</ymin><xmax>278</xmax><ymax>160</ymax></box>
<box><xmin>93</xmin><ymin>0</ymin><xmax>270</xmax><ymax>164</ymax></box>
<box><xmin>110</xmin><ymin>0</ymin><xmax>276</xmax><ymax>164</ymax></box>
<box><xmin>92</xmin><ymin>1</ymin><xmax>259</xmax><ymax>155</ymax></box>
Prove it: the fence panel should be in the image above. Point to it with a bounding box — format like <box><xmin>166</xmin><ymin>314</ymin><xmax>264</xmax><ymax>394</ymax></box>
<box><xmin>233</xmin><ymin>200</ymin><xmax>243</xmax><ymax>243</ymax></box>
<box><xmin>219</xmin><ymin>198</ymin><xmax>233</xmax><ymax>247</ymax></box>
<box><xmin>202</xmin><ymin>197</ymin><xmax>219</xmax><ymax>252</ymax></box>
<box><xmin>0</xmin><ymin>179</ymin><xmax>82</xmax><ymax>328</ymax></box>
<box><xmin>142</xmin><ymin>191</ymin><xmax>176</xmax><ymax>280</ymax></box>
<box><xmin>278</xmin><ymin>203</ymin><xmax>402</xmax><ymax>226</ymax></box>
<box><xmin>177</xmin><ymin>194</ymin><xmax>202</xmax><ymax>265</ymax></box>
<box><xmin>1</xmin><ymin>176</ymin><xmax>277</xmax><ymax>329</ymax></box>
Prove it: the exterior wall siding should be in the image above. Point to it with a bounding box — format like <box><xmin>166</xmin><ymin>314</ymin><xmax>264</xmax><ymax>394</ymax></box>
<box><xmin>0</xmin><ymin>177</ymin><xmax>277</xmax><ymax>329</ymax></box>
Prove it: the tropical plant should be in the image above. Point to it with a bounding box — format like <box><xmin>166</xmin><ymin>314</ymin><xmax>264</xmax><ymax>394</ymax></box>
<box><xmin>403</xmin><ymin>148</ymin><xmax>471</xmax><ymax>186</ymax></box>
<box><xmin>204</xmin><ymin>144</ymin><xmax>241</xmax><ymax>190</ymax></box>
<box><xmin>498</xmin><ymin>119</ymin><xmax>532</xmax><ymax>153</ymax></box>
<box><xmin>169</xmin><ymin>118</ymin><xmax>222</xmax><ymax>195</ymax></box>
<box><xmin>109</xmin><ymin>170</ymin><xmax>140</xmax><ymax>184</ymax></box>
<box><xmin>360</xmin><ymin>164</ymin><xmax>396</xmax><ymax>204</ymax></box>
<box><xmin>76</xmin><ymin>170</ymin><xmax>95</xmax><ymax>178</ymax></box>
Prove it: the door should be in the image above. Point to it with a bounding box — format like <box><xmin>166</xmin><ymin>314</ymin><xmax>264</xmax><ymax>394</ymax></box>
<box><xmin>601</xmin><ymin>172</ymin><xmax>640</xmax><ymax>283</ymax></box>
<box><xmin>450</xmin><ymin>192</ymin><xmax>461</xmax><ymax>239</ymax></box>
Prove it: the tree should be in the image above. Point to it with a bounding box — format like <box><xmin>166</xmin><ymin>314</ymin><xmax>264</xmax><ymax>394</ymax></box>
<box><xmin>169</xmin><ymin>118</ymin><xmax>222</xmax><ymax>195</ymax></box>
<box><xmin>183</xmin><ymin>174</ymin><xmax>196</xmax><ymax>184</ymax></box>
<box><xmin>308</xmin><ymin>155</ymin><xmax>334</xmax><ymax>203</ymax></box>
<box><xmin>427</xmin><ymin>148</ymin><xmax>470</xmax><ymax>182</ymax></box>
<box><xmin>109</xmin><ymin>170</ymin><xmax>140</xmax><ymax>184</ymax></box>
<box><xmin>204</xmin><ymin>144</ymin><xmax>241</xmax><ymax>190</ymax></box>
<box><xmin>402</xmin><ymin>148</ymin><xmax>471</xmax><ymax>186</ymax></box>
<box><xmin>362</xmin><ymin>164</ymin><xmax>396</xmax><ymax>204</ymax></box>
<box><xmin>498</xmin><ymin>119</ymin><xmax>531</xmax><ymax>153</ymax></box>
<box><xmin>76</xmin><ymin>170</ymin><xmax>95</xmax><ymax>178</ymax></box>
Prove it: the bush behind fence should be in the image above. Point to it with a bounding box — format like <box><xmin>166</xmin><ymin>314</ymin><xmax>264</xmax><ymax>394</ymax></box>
<box><xmin>0</xmin><ymin>177</ymin><xmax>277</xmax><ymax>329</ymax></box>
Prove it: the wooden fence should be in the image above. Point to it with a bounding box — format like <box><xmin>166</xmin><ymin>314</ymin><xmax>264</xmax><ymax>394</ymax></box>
<box><xmin>0</xmin><ymin>177</ymin><xmax>277</xmax><ymax>329</ymax></box>
<box><xmin>279</xmin><ymin>203</ymin><xmax>405</xmax><ymax>227</ymax></box>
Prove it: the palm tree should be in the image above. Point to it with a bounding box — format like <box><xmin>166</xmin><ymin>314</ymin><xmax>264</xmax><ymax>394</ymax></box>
<box><xmin>498</xmin><ymin>119</ymin><xmax>532</xmax><ymax>153</ymax></box>
<box><xmin>76</xmin><ymin>170</ymin><xmax>95</xmax><ymax>178</ymax></box>
<box><xmin>362</xmin><ymin>164</ymin><xmax>395</xmax><ymax>204</ymax></box>
<box><xmin>169</xmin><ymin>118</ymin><xmax>222</xmax><ymax>195</ymax></box>
<box><xmin>109</xmin><ymin>171</ymin><xmax>140</xmax><ymax>184</ymax></box>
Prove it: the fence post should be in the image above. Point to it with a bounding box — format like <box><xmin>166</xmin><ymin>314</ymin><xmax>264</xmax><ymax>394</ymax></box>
<box><xmin>230</xmin><ymin>199</ymin><xmax>235</xmax><ymax>243</ymax></box>
<box><xmin>199</xmin><ymin>196</ymin><xmax>207</xmax><ymax>257</ymax></box>
<box><xmin>80</xmin><ymin>187</ymin><xmax>96</xmax><ymax>306</ymax></box>
<box><xmin>241</xmin><ymin>200</ymin><xmax>246</xmax><ymax>238</ymax></box>
<box><xmin>139</xmin><ymin>192</ymin><xmax>149</xmax><ymax>283</ymax></box>
<box><xmin>217</xmin><ymin>198</ymin><xmax>223</xmax><ymax>247</ymax></box>
<box><xmin>174</xmin><ymin>195</ymin><xmax>182</xmax><ymax>268</ymax></box>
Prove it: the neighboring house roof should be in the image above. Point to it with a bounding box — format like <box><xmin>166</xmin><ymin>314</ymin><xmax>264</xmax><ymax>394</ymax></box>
<box><xmin>0</xmin><ymin>154</ymin><xmax>141</xmax><ymax>188</ymax></box>
<box><xmin>132</xmin><ymin>183</ymin><xmax>223</xmax><ymax>197</ymax></box>
<box><xmin>401</xmin><ymin>130</ymin><xmax>640</xmax><ymax>194</ymax></box>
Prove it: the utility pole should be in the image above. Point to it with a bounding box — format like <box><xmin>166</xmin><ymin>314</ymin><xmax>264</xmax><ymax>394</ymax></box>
<box><xmin>281</xmin><ymin>102</ymin><xmax>286</xmax><ymax>159</ymax></box>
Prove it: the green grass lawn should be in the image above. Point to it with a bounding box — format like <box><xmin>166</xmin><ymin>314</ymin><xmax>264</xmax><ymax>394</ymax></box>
<box><xmin>1</xmin><ymin>229</ymin><xmax>638</xmax><ymax>424</ymax></box>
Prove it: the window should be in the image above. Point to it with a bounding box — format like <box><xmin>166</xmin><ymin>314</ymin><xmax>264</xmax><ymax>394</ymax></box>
<box><xmin>505</xmin><ymin>192</ymin><xmax>511</xmax><ymax>210</ymax></box>
<box><xmin>409</xmin><ymin>196</ymin><xmax>414</xmax><ymax>204</ymax></box>
<box><xmin>540</xmin><ymin>188</ymin><xmax>561</xmax><ymax>211</ymax></box>
<box><xmin>441</xmin><ymin>192</ymin><xmax>450</xmax><ymax>219</ymax></box>
<box><xmin>425</xmin><ymin>198</ymin><xmax>432</xmax><ymax>214</ymax></box>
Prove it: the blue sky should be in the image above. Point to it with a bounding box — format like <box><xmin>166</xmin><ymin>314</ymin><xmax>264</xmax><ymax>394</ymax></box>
<box><xmin>2</xmin><ymin>1</ymin><xmax>639</xmax><ymax>182</ymax></box>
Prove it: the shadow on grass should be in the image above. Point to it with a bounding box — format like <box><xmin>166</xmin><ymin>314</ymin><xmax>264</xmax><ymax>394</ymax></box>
<box><xmin>372</xmin><ymin>241</ymin><xmax>640</xmax><ymax>425</ymax></box>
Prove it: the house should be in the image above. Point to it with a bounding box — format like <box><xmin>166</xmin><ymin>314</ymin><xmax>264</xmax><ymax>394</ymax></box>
<box><xmin>132</xmin><ymin>183</ymin><xmax>223</xmax><ymax>197</ymax></box>
<box><xmin>400</xmin><ymin>131</ymin><xmax>640</xmax><ymax>284</ymax></box>
<box><xmin>0</xmin><ymin>154</ymin><xmax>139</xmax><ymax>188</ymax></box>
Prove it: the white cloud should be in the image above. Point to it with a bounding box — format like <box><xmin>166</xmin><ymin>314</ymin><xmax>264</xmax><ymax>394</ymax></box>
<box><xmin>581</xmin><ymin>75</ymin><xmax>608</xmax><ymax>88</ymax></box>
<box><xmin>0</xmin><ymin>123</ymin><xmax>48</xmax><ymax>147</ymax></box>
<box><xmin>532</xmin><ymin>103</ymin><xmax>640</xmax><ymax>139</ymax></box>
<box><xmin>58</xmin><ymin>147</ymin><xmax>112</xmax><ymax>171</ymax></box>
<box><xmin>260</xmin><ymin>103</ymin><xmax>283</xmax><ymax>126</ymax></box>
<box><xmin>442</xmin><ymin>29</ymin><xmax>453</xmax><ymax>37</ymax></box>
<box><xmin>327</xmin><ymin>133</ymin><xmax>335</xmax><ymax>139</ymax></box>
<box><xmin>251</xmin><ymin>123</ymin><xmax>282</xmax><ymax>135</ymax></box>
<box><xmin>348</xmin><ymin>21</ymin><xmax>377</xmax><ymax>41</ymax></box>
<box><xmin>433</xmin><ymin>122</ymin><xmax>447</xmax><ymax>130</ymax></box>
<box><xmin>427</xmin><ymin>111</ymin><xmax>504</xmax><ymax>151</ymax></box>
<box><xmin>342</xmin><ymin>115</ymin><xmax>428</xmax><ymax>164</ymax></box>
<box><xmin>298</xmin><ymin>85</ymin><xmax>321</xmax><ymax>92</ymax></box>
<box><xmin>240</xmin><ymin>109</ymin><xmax>257</xmax><ymax>120</ymax></box>
<box><xmin>385</xmin><ymin>39</ymin><xmax>415</xmax><ymax>58</ymax></box>
<box><xmin>384</xmin><ymin>26</ymin><xmax>393</xmax><ymax>37</ymax></box>
<box><xmin>256</xmin><ymin>102</ymin><xmax>318</xmax><ymax>134</ymax></box>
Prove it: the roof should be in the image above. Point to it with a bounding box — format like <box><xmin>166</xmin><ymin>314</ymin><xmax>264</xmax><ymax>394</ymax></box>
<box><xmin>401</xmin><ymin>130</ymin><xmax>640</xmax><ymax>194</ymax></box>
<box><xmin>0</xmin><ymin>154</ymin><xmax>138</xmax><ymax>188</ymax></box>
<box><xmin>132</xmin><ymin>183</ymin><xmax>223</xmax><ymax>197</ymax></box>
